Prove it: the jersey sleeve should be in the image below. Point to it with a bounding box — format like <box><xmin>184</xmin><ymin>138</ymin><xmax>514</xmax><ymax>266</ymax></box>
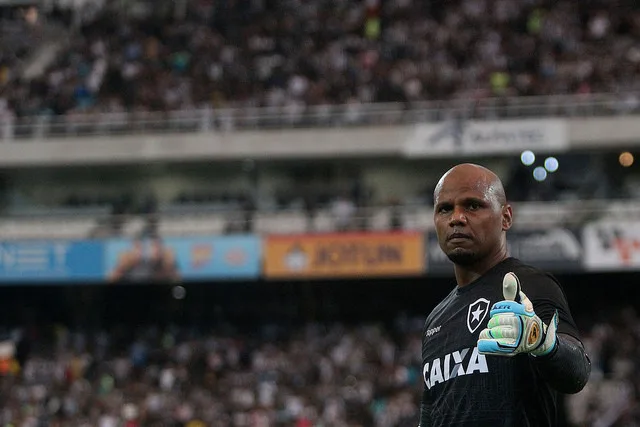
<box><xmin>519</xmin><ymin>270</ymin><xmax>581</xmax><ymax>341</ymax></box>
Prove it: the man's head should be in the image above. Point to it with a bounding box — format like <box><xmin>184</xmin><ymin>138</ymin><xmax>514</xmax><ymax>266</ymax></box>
<box><xmin>433</xmin><ymin>163</ymin><xmax>512</xmax><ymax>267</ymax></box>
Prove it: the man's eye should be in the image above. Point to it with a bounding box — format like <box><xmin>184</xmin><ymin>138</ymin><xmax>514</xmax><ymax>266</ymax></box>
<box><xmin>468</xmin><ymin>202</ymin><xmax>480</xmax><ymax>210</ymax></box>
<box><xmin>438</xmin><ymin>206</ymin><xmax>452</xmax><ymax>213</ymax></box>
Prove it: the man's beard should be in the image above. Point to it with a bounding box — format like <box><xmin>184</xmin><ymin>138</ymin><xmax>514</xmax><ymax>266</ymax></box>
<box><xmin>446</xmin><ymin>248</ymin><xmax>481</xmax><ymax>266</ymax></box>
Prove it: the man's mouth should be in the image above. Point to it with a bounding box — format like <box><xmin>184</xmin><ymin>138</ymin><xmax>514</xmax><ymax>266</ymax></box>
<box><xmin>447</xmin><ymin>232</ymin><xmax>472</xmax><ymax>241</ymax></box>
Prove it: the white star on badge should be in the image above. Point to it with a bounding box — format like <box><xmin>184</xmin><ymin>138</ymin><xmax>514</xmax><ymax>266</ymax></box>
<box><xmin>471</xmin><ymin>306</ymin><xmax>484</xmax><ymax>322</ymax></box>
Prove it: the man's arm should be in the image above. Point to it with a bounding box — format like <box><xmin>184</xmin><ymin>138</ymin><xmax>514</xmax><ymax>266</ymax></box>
<box><xmin>528</xmin><ymin>273</ymin><xmax>591</xmax><ymax>394</ymax></box>
<box><xmin>418</xmin><ymin>386</ymin><xmax>432</xmax><ymax>427</ymax></box>
<box><xmin>478</xmin><ymin>271</ymin><xmax>591</xmax><ymax>394</ymax></box>
<box><xmin>531</xmin><ymin>333</ymin><xmax>591</xmax><ymax>394</ymax></box>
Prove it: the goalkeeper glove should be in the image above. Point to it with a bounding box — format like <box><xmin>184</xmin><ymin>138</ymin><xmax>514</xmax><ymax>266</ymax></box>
<box><xmin>477</xmin><ymin>272</ymin><xmax>558</xmax><ymax>357</ymax></box>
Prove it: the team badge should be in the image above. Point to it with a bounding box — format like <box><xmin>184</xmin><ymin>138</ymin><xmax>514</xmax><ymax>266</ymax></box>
<box><xmin>467</xmin><ymin>298</ymin><xmax>490</xmax><ymax>334</ymax></box>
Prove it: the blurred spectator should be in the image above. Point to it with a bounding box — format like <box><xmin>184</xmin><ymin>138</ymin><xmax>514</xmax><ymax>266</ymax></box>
<box><xmin>331</xmin><ymin>193</ymin><xmax>356</xmax><ymax>231</ymax></box>
<box><xmin>389</xmin><ymin>198</ymin><xmax>403</xmax><ymax>230</ymax></box>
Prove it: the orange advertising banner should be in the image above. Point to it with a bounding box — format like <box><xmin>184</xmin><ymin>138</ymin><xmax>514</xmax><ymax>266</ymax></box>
<box><xmin>264</xmin><ymin>232</ymin><xmax>425</xmax><ymax>279</ymax></box>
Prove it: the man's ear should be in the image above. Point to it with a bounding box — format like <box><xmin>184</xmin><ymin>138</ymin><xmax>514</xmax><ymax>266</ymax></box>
<box><xmin>502</xmin><ymin>204</ymin><xmax>513</xmax><ymax>231</ymax></box>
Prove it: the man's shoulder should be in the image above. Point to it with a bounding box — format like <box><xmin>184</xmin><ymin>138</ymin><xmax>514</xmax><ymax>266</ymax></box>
<box><xmin>424</xmin><ymin>286</ymin><xmax>457</xmax><ymax>327</ymax></box>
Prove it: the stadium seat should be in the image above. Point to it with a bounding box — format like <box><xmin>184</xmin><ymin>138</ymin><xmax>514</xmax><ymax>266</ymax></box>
<box><xmin>253</xmin><ymin>211</ymin><xmax>309</xmax><ymax>235</ymax></box>
<box><xmin>311</xmin><ymin>210</ymin><xmax>337</xmax><ymax>233</ymax></box>
<box><xmin>0</xmin><ymin>218</ymin><xmax>97</xmax><ymax>240</ymax></box>
<box><xmin>157</xmin><ymin>214</ymin><xmax>227</xmax><ymax>237</ymax></box>
<box><xmin>368</xmin><ymin>207</ymin><xmax>391</xmax><ymax>231</ymax></box>
<box><xmin>120</xmin><ymin>216</ymin><xmax>147</xmax><ymax>237</ymax></box>
<box><xmin>511</xmin><ymin>202</ymin><xmax>571</xmax><ymax>229</ymax></box>
<box><xmin>402</xmin><ymin>207</ymin><xmax>434</xmax><ymax>231</ymax></box>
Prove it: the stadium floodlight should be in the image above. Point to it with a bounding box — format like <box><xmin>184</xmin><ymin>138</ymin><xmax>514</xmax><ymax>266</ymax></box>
<box><xmin>619</xmin><ymin>152</ymin><xmax>634</xmax><ymax>167</ymax></box>
<box><xmin>544</xmin><ymin>157</ymin><xmax>559</xmax><ymax>172</ymax></box>
<box><xmin>533</xmin><ymin>166</ymin><xmax>547</xmax><ymax>182</ymax></box>
<box><xmin>520</xmin><ymin>150</ymin><xmax>535</xmax><ymax>166</ymax></box>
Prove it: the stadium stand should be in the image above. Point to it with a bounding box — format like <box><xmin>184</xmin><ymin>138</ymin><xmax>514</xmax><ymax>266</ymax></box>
<box><xmin>2</xmin><ymin>163</ymin><xmax>640</xmax><ymax>240</ymax></box>
<box><xmin>0</xmin><ymin>297</ymin><xmax>638</xmax><ymax>427</ymax></box>
<box><xmin>1</xmin><ymin>319</ymin><xmax>428</xmax><ymax>427</ymax></box>
<box><xmin>0</xmin><ymin>0</ymin><xmax>638</xmax><ymax>138</ymax></box>
<box><xmin>0</xmin><ymin>0</ymin><xmax>639</xmax><ymax>425</ymax></box>
<box><xmin>1</xmin><ymin>0</ymin><xmax>639</xmax><ymax>239</ymax></box>
<box><xmin>8</xmin><ymin>0</ymin><xmax>640</xmax><ymax>110</ymax></box>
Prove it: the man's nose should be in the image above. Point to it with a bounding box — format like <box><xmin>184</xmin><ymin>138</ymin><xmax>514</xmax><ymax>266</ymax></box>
<box><xmin>448</xmin><ymin>207</ymin><xmax>467</xmax><ymax>226</ymax></box>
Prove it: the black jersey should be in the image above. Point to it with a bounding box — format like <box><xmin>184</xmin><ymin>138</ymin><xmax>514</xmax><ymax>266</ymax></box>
<box><xmin>420</xmin><ymin>257</ymin><xmax>581</xmax><ymax>427</ymax></box>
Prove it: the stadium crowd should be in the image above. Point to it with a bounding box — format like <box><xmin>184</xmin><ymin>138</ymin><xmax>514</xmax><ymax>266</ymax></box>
<box><xmin>0</xmin><ymin>2</ymin><xmax>639</xmax><ymax>426</ymax></box>
<box><xmin>0</xmin><ymin>307</ymin><xmax>638</xmax><ymax>427</ymax></box>
<box><xmin>1</xmin><ymin>319</ymin><xmax>424</xmax><ymax>427</ymax></box>
<box><xmin>1</xmin><ymin>0</ymin><xmax>639</xmax><ymax>122</ymax></box>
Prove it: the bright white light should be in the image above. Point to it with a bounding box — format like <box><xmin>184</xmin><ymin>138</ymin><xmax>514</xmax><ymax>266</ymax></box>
<box><xmin>533</xmin><ymin>166</ymin><xmax>547</xmax><ymax>181</ymax></box>
<box><xmin>544</xmin><ymin>157</ymin><xmax>559</xmax><ymax>172</ymax></box>
<box><xmin>521</xmin><ymin>150</ymin><xmax>536</xmax><ymax>166</ymax></box>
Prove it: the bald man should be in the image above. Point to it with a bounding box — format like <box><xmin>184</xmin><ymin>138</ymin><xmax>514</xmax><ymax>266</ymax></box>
<box><xmin>418</xmin><ymin>164</ymin><xmax>590</xmax><ymax>427</ymax></box>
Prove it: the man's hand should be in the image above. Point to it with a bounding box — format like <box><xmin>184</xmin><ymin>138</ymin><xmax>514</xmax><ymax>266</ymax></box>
<box><xmin>478</xmin><ymin>272</ymin><xmax>557</xmax><ymax>357</ymax></box>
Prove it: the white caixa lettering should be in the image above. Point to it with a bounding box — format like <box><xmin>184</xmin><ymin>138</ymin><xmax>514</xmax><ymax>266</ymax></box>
<box><xmin>423</xmin><ymin>347</ymin><xmax>489</xmax><ymax>389</ymax></box>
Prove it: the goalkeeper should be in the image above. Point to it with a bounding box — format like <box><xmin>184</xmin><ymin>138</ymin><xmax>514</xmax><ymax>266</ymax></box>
<box><xmin>419</xmin><ymin>164</ymin><xmax>591</xmax><ymax>427</ymax></box>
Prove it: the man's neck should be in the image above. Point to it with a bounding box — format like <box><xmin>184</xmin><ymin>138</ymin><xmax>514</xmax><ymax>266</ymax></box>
<box><xmin>454</xmin><ymin>250</ymin><xmax>509</xmax><ymax>288</ymax></box>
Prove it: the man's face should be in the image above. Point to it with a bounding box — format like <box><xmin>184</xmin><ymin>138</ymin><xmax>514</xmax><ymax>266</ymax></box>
<box><xmin>433</xmin><ymin>175</ymin><xmax>509</xmax><ymax>266</ymax></box>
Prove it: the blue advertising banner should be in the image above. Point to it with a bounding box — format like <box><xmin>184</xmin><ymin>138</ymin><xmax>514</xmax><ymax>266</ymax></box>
<box><xmin>105</xmin><ymin>235</ymin><xmax>261</xmax><ymax>282</ymax></box>
<box><xmin>0</xmin><ymin>240</ymin><xmax>104</xmax><ymax>282</ymax></box>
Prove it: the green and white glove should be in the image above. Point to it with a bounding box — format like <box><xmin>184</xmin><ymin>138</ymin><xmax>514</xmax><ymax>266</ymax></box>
<box><xmin>478</xmin><ymin>272</ymin><xmax>558</xmax><ymax>357</ymax></box>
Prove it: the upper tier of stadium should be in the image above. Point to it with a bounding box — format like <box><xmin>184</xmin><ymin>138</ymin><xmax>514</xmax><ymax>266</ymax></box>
<box><xmin>1</xmin><ymin>0</ymin><xmax>638</xmax><ymax>122</ymax></box>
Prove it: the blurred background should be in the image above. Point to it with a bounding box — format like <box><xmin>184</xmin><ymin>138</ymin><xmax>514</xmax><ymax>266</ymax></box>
<box><xmin>0</xmin><ymin>0</ymin><xmax>639</xmax><ymax>426</ymax></box>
